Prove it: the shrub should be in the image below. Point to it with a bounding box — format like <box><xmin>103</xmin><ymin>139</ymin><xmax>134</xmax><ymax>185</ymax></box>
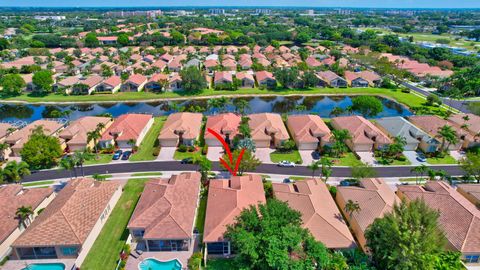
<box><xmin>152</xmin><ymin>147</ymin><xmax>160</xmax><ymax>156</ymax></box>
<box><xmin>178</xmin><ymin>144</ymin><xmax>188</xmax><ymax>152</ymax></box>
<box><xmin>202</xmin><ymin>144</ymin><xmax>208</xmax><ymax>155</ymax></box>
<box><xmin>401</xmin><ymin>88</ymin><xmax>411</xmax><ymax>93</ymax></box>
<box><xmin>188</xmin><ymin>145</ymin><xmax>196</xmax><ymax>152</ymax></box>
<box><xmin>187</xmin><ymin>252</ymin><xmax>203</xmax><ymax>270</ymax></box>
<box><xmin>328</xmin><ymin>185</ymin><xmax>337</xmax><ymax>197</ymax></box>
<box><xmin>397</xmin><ymin>155</ymin><xmax>407</xmax><ymax>162</ymax></box>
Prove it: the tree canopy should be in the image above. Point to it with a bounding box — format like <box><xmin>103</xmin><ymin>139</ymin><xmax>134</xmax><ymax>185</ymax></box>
<box><xmin>180</xmin><ymin>66</ymin><xmax>207</xmax><ymax>92</ymax></box>
<box><xmin>20</xmin><ymin>126</ymin><xmax>63</xmax><ymax>170</ymax></box>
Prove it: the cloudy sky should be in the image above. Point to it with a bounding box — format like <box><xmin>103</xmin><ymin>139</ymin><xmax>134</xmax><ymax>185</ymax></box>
<box><xmin>1</xmin><ymin>0</ymin><xmax>480</xmax><ymax>8</ymax></box>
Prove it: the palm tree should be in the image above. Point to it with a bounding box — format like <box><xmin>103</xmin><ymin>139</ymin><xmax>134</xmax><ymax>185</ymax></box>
<box><xmin>319</xmin><ymin>158</ymin><xmax>334</xmax><ymax>182</ymax></box>
<box><xmin>330</xmin><ymin>106</ymin><xmax>345</xmax><ymax>117</ymax></box>
<box><xmin>127</xmin><ymin>139</ymin><xmax>137</xmax><ymax>152</ymax></box>
<box><xmin>16</xmin><ymin>206</ymin><xmax>34</xmax><ymax>228</ymax></box>
<box><xmin>59</xmin><ymin>155</ymin><xmax>77</xmax><ymax>179</ymax></box>
<box><xmin>234</xmin><ymin>99</ymin><xmax>250</xmax><ymax>115</ymax></box>
<box><xmin>73</xmin><ymin>151</ymin><xmax>91</xmax><ymax>177</ymax></box>
<box><xmin>87</xmin><ymin>130</ymin><xmax>101</xmax><ymax>159</ymax></box>
<box><xmin>3</xmin><ymin>161</ymin><xmax>31</xmax><ymax>183</ymax></box>
<box><xmin>0</xmin><ymin>142</ymin><xmax>9</xmax><ymax>161</ymax></box>
<box><xmin>344</xmin><ymin>200</ymin><xmax>361</xmax><ymax>219</ymax></box>
<box><xmin>307</xmin><ymin>161</ymin><xmax>320</xmax><ymax>178</ymax></box>
<box><xmin>410</xmin><ymin>164</ymin><xmax>429</xmax><ymax>185</ymax></box>
<box><xmin>331</xmin><ymin>129</ymin><xmax>351</xmax><ymax>157</ymax></box>
<box><xmin>437</xmin><ymin>125</ymin><xmax>458</xmax><ymax>152</ymax></box>
<box><xmin>194</xmin><ymin>156</ymin><xmax>212</xmax><ymax>184</ymax></box>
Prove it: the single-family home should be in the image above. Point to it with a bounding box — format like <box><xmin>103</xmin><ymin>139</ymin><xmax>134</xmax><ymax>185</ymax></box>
<box><xmin>12</xmin><ymin>178</ymin><xmax>121</xmax><ymax>267</ymax></box>
<box><xmin>448</xmin><ymin>113</ymin><xmax>480</xmax><ymax>137</ymax></box>
<box><xmin>213</xmin><ymin>71</ymin><xmax>233</xmax><ymax>87</ymax></box>
<box><xmin>344</xmin><ymin>71</ymin><xmax>370</xmax><ymax>87</ymax></box>
<box><xmin>144</xmin><ymin>73</ymin><xmax>168</xmax><ymax>92</ymax></box>
<box><xmin>95</xmin><ymin>76</ymin><xmax>122</xmax><ymax>93</ymax></box>
<box><xmin>72</xmin><ymin>75</ymin><xmax>103</xmax><ymax>95</ymax></box>
<box><xmin>287</xmin><ymin>115</ymin><xmax>333</xmax><ymax>150</ymax></box>
<box><xmin>397</xmin><ymin>181</ymin><xmax>480</xmax><ymax>265</ymax></box>
<box><xmin>336</xmin><ymin>178</ymin><xmax>400</xmax><ymax>251</ymax></box>
<box><xmin>236</xmin><ymin>72</ymin><xmax>255</xmax><ymax>88</ymax></box>
<box><xmin>59</xmin><ymin>116</ymin><xmax>113</xmax><ymax>152</ymax></box>
<box><xmin>55</xmin><ymin>76</ymin><xmax>80</xmax><ymax>94</ymax></box>
<box><xmin>316</xmin><ymin>71</ymin><xmax>347</xmax><ymax>88</ymax></box>
<box><xmin>122</xmin><ymin>74</ymin><xmax>147</xmax><ymax>92</ymax></box>
<box><xmin>375</xmin><ymin>116</ymin><xmax>440</xmax><ymax>152</ymax></box>
<box><xmin>158</xmin><ymin>113</ymin><xmax>203</xmax><ymax>147</ymax></box>
<box><xmin>5</xmin><ymin>120</ymin><xmax>64</xmax><ymax>157</ymax></box>
<box><xmin>204</xmin><ymin>113</ymin><xmax>241</xmax><ymax>147</ymax></box>
<box><xmin>0</xmin><ymin>123</ymin><xmax>15</xmax><ymax>160</ymax></box>
<box><xmin>273</xmin><ymin>179</ymin><xmax>356</xmax><ymax>249</ymax></box>
<box><xmin>221</xmin><ymin>59</ymin><xmax>237</xmax><ymax>71</ymax></box>
<box><xmin>248</xmin><ymin>113</ymin><xmax>290</xmax><ymax>148</ymax></box>
<box><xmin>256</xmin><ymin>71</ymin><xmax>276</xmax><ymax>88</ymax></box>
<box><xmin>203</xmin><ymin>175</ymin><xmax>266</xmax><ymax>256</ymax></box>
<box><xmin>99</xmin><ymin>113</ymin><xmax>154</xmax><ymax>149</ymax></box>
<box><xmin>331</xmin><ymin>116</ymin><xmax>392</xmax><ymax>152</ymax></box>
<box><xmin>168</xmin><ymin>74</ymin><xmax>182</xmax><ymax>91</ymax></box>
<box><xmin>128</xmin><ymin>173</ymin><xmax>201</xmax><ymax>252</ymax></box>
<box><xmin>0</xmin><ymin>185</ymin><xmax>55</xmax><ymax>261</ymax></box>
<box><xmin>305</xmin><ymin>56</ymin><xmax>322</xmax><ymax>68</ymax></box>
<box><xmin>457</xmin><ymin>184</ymin><xmax>480</xmax><ymax>207</ymax></box>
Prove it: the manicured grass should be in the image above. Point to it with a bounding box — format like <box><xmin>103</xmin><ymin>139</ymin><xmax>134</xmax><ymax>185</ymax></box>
<box><xmin>289</xmin><ymin>176</ymin><xmax>307</xmax><ymax>181</ymax></box>
<box><xmin>131</xmin><ymin>172</ymin><xmax>163</xmax><ymax>177</ymax></box>
<box><xmin>270</xmin><ymin>150</ymin><xmax>302</xmax><ymax>163</ymax></box>
<box><xmin>205</xmin><ymin>258</ymin><xmax>236</xmax><ymax>269</ymax></box>
<box><xmin>22</xmin><ymin>180</ymin><xmax>55</xmax><ymax>187</ymax></box>
<box><xmin>195</xmin><ymin>194</ymin><xmax>207</xmax><ymax>234</ymax></box>
<box><xmin>325</xmin><ymin>152</ymin><xmax>363</xmax><ymax>166</ymax></box>
<box><xmin>427</xmin><ymin>154</ymin><xmax>458</xmax><ymax>165</ymax></box>
<box><xmin>81</xmin><ymin>178</ymin><xmax>149</xmax><ymax>270</ymax></box>
<box><xmin>130</xmin><ymin>117</ymin><xmax>166</xmax><ymax>161</ymax></box>
<box><xmin>85</xmin><ymin>154</ymin><xmax>112</xmax><ymax>165</ymax></box>
<box><xmin>173</xmin><ymin>150</ymin><xmax>203</xmax><ymax>160</ymax></box>
<box><xmin>389</xmin><ymin>159</ymin><xmax>412</xmax><ymax>166</ymax></box>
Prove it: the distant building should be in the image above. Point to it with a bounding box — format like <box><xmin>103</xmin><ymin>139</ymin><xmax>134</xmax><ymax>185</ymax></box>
<box><xmin>255</xmin><ymin>9</ymin><xmax>272</xmax><ymax>15</ymax></box>
<box><xmin>306</xmin><ymin>9</ymin><xmax>315</xmax><ymax>15</ymax></box>
<box><xmin>105</xmin><ymin>10</ymin><xmax>162</xmax><ymax>18</ymax></box>
<box><xmin>33</xmin><ymin>15</ymin><xmax>66</xmax><ymax>21</ymax></box>
<box><xmin>209</xmin><ymin>9</ymin><xmax>225</xmax><ymax>15</ymax></box>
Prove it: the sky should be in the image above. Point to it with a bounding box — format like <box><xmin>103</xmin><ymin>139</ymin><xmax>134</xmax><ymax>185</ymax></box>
<box><xmin>1</xmin><ymin>0</ymin><xmax>480</xmax><ymax>8</ymax></box>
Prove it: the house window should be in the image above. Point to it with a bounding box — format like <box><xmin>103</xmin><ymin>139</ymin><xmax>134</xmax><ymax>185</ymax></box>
<box><xmin>61</xmin><ymin>246</ymin><xmax>78</xmax><ymax>256</ymax></box>
<box><xmin>132</xmin><ymin>229</ymin><xmax>145</xmax><ymax>238</ymax></box>
<box><xmin>465</xmin><ymin>255</ymin><xmax>480</xmax><ymax>263</ymax></box>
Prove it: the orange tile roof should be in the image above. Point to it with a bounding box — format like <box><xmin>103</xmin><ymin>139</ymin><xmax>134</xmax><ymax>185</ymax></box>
<box><xmin>101</xmin><ymin>113</ymin><xmax>152</xmax><ymax>142</ymax></box>
<box><xmin>6</xmin><ymin>120</ymin><xmax>64</xmax><ymax>150</ymax></box>
<box><xmin>448</xmin><ymin>113</ymin><xmax>480</xmax><ymax>135</ymax></box>
<box><xmin>248</xmin><ymin>113</ymin><xmax>290</xmax><ymax>142</ymax></box>
<box><xmin>331</xmin><ymin>116</ymin><xmax>392</xmax><ymax>145</ymax></box>
<box><xmin>59</xmin><ymin>116</ymin><xmax>112</xmax><ymax>146</ymax></box>
<box><xmin>13</xmin><ymin>178</ymin><xmax>120</xmax><ymax>247</ymax></box>
<box><xmin>204</xmin><ymin>113</ymin><xmax>241</xmax><ymax>140</ymax></box>
<box><xmin>203</xmin><ymin>174</ymin><xmax>266</xmax><ymax>243</ymax></box>
<box><xmin>0</xmin><ymin>123</ymin><xmax>14</xmax><ymax>139</ymax></box>
<box><xmin>457</xmin><ymin>184</ymin><xmax>480</xmax><ymax>205</ymax></box>
<box><xmin>408</xmin><ymin>115</ymin><xmax>474</xmax><ymax>141</ymax></box>
<box><xmin>273</xmin><ymin>179</ymin><xmax>356</xmax><ymax>249</ymax></box>
<box><xmin>158</xmin><ymin>113</ymin><xmax>203</xmax><ymax>141</ymax></box>
<box><xmin>287</xmin><ymin>115</ymin><xmax>332</xmax><ymax>144</ymax></box>
<box><xmin>128</xmin><ymin>173</ymin><xmax>201</xmax><ymax>239</ymax></box>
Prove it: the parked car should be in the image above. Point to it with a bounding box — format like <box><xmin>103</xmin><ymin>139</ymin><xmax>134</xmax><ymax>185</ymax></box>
<box><xmin>283</xmin><ymin>178</ymin><xmax>295</xmax><ymax>183</ymax></box>
<box><xmin>311</xmin><ymin>151</ymin><xmax>321</xmax><ymax>160</ymax></box>
<box><xmin>277</xmin><ymin>160</ymin><xmax>296</xmax><ymax>167</ymax></box>
<box><xmin>416</xmin><ymin>155</ymin><xmax>427</xmax><ymax>163</ymax></box>
<box><xmin>121</xmin><ymin>151</ymin><xmax>132</xmax><ymax>160</ymax></box>
<box><xmin>181</xmin><ymin>157</ymin><xmax>194</xmax><ymax>164</ymax></box>
<box><xmin>112</xmin><ymin>150</ymin><xmax>123</xmax><ymax>160</ymax></box>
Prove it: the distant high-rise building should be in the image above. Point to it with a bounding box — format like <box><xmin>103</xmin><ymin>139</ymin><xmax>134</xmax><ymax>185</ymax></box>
<box><xmin>306</xmin><ymin>9</ymin><xmax>315</xmax><ymax>15</ymax></box>
<box><xmin>105</xmin><ymin>10</ymin><xmax>162</xmax><ymax>18</ymax></box>
<box><xmin>255</xmin><ymin>9</ymin><xmax>272</xmax><ymax>15</ymax></box>
<box><xmin>209</xmin><ymin>9</ymin><xmax>225</xmax><ymax>15</ymax></box>
<box><xmin>33</xmin><ymin>15</ymin><xmax>66</xmax><ymax>21</ymax></box>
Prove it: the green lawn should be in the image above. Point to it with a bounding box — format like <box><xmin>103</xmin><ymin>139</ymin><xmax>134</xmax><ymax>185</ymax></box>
<box><xmin>427</xmin><ymin>154</ymin><xmax>458</xmax><ymax>165</ymax></box>
<box><xmin>173</xmin><ymin>150</ymin><xmax>203</xmax><ymax>160</ymax></box>
<box><xmin>81</xmin><ymin>179</ymin><xmax>149</xmax><ymax>270</ymax></box>
<box><xmin>130</xmin><ymin>117</ymin><xmax>166</xmax><ymax>161</ymax></box>
<box><xmin>131</xmin><ymin>172</ymin><xmax>163</xmax><ymax>177</ymax></box>
<box><xmin>85</xmin><ymin>154</ymin><xmax>112</xmax><ymax>165</ymax></box>
<box><xmin>325</xmin><ymin>152</ymin><xmax>363</xmax><ymax>166</ymax></box>
<box><xmin>205</xmin><ymin>258</ymin><xmax>236</xmax><ymax>269</ymax></box>
<box><xmin>289</xmin><ymin>176</ymin><xmax>307</xmax><ymax>181</ymax></box>
<box><xmin>195</xmin><ymin>194</ymin><xmax>208</xmax><ymax>234</ymax></box>
<box><xmin>270</xmin><ymin>150</ymin><xmax>302</xmax><ymax>163</ymax></box>
<box><xmin>23</xmin><ymin>180</ymin><xmax>55</xmax><ymax>187</ymax></box>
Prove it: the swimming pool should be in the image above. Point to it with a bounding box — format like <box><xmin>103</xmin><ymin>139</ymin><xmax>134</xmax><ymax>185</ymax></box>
<box><xmin>138</xmin><ymin>258</ymin><xmax>182</xmax><ymax>270</ymax></box>
<box><xmin>22</xmin><ymin>263</ymin><xmax>65</xmax><ymax>270</ymax></box>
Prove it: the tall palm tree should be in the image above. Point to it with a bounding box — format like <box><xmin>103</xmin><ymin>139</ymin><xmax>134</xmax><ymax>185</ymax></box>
<box><xmin>410</xmin><ymin>164</ymin><xmax>429</xmax><ymax>185</ymax></box>
<box><xmin>59</xmin><ymin>155</ymin><xmax>77</xmax><ymax>179</ymax></box>
<box><xmin>437</xmin><ymin>125</ymin><xmax>458</xmax><ymax>152</ymax></box>
<box><xmin>344</xmin><ymin>200</ymin><xmax>361</xmax><ymax>219</ymax></box>
<box><xmin>0</xmin><ymin>142</ymin><xmax>9</xmax><ymax>161</ymax></box>
<box><xmin>73</xmin><ymin>151</ymin><xmax>91</xmax><ymax>177</ymax></box>
<box><xmin>234</xmin><ymin>99</ymin><xmax>250</xmax><ymax>115</ymax></box>
<box><xmin>307</xmin><ymin>161</ymin><xmax>320</xmax><ymax>178</ymax></box>
<box><xmin>3</xmin><ymin>161</ymin><xmax>31</xmax><ymax>183</ymax></box>
<box><xmin>319</xmin><ymin>158</ymin><xmax>334</xmax><ymax>182</ymax></box>
<box><xmin>16</xmin><ymin>206</ymin><xmax>34</xmax><ymax>228</ymax></box>
<box><xmin>331</xmin><ymin>129</ymin><xmax>351</xmax><ymax>157</ymax></box>
<box><xmin>127</xmin><ymin>139</ymin><xmax>137</xmax><ymax>152</ymax></box>
<box><xmin>87</xmin><ymin>130</ymin><xmax>101</xmax><ymax>159</ymax></box>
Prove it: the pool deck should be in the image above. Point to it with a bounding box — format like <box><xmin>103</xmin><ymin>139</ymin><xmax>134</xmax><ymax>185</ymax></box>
<box><xmin>2</xmin><ymin>259</ymin><xmax>76</xmax><ymax>270</ymax></box>
<box><xmin>126</xmin><ymin>235</ymin><xmax>201</xmax><ymax>270</ymax></box>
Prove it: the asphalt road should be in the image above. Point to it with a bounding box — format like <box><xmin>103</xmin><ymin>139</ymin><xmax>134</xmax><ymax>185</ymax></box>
<box><xmin>22</xmin><ymin>161</ymin><xmax>466</xmax><ymax>182</ymax></box>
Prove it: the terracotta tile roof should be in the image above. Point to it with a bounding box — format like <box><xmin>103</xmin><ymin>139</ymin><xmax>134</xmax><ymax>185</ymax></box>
<box><xmin>457</xmin><ymin>184</ymin><xmax>480</xmax><ymax>205</ymax></box>
<box><xmin>127</xmin><ymin>74</ymin><xmax>147</xmax><ymax>86</ymax></box>
<box><xmin>236</xmin><ymin>72</ymin><xmax>254</xmax><ymax>82</ymax></box>
<box><xmin>316</xmin><ymin>71</ymin><xmax>342</xmax><ymax>83</ymax></box>
<box><xmin>101</xmin><ymin>113</ymin><xmax>152</xmax><ymax>142</ymax></box>
<box><xmin>337</xmin><ymin>179</ymin><xmax>399</xmax><ymax>232</ymax></box>
<box><xmin>0</xmin><ymin>122</ymin><xmax>14</xmax><ymax>139</ymax></box>
<box><xmin>273</xmin><ymin>179</ymin><xmax>355</xmax><ymax>249</ymax></box>
<box><xmin>204</xmin><ymin>59</ymin><xmax>218</xmax><ymax>68</ymax></box>
<box><xmin>103</xmin><ymin>76</ymin><xmax>122</xmax><ymax>88</ymax></box>
<box><xmin>398</xmin><ymin>182</ymin><xmax>480</xmax><ymax>253</ymax></box>
<box><xmin>287</xmin><ymin>115</ymin><xmax>332</xmax><ymax>144</ymax></box>
<box><xmin>148</xmin><ymin>73</ymin><xmax>168</xmax><ymax>83</ymax></box>
<box><xmin>203</xmin><ymin>174</ymin><xmax>266</xmax><ymax>243</ymax></box>
<box><xmin>408</xmin><ymin>115</ymin><xmax>473</xmax><ymax>141</ymax></box>
<box><xmin>214</xmin><ymin>71</ymin><xmax>233</xmax><ymax>84</ymax></box>
<box><xmin>248</xmin><ymin>113</ymin><xmax>290</xmax><ymax>142</ymax></box>
<box><xmin>448</xmin><ymin>114</ymin><xmax>480</xmax><ymax>135</ymax></box>
<box><xmin>58</xmin><ymin>76</ymin><xmax>80</xmax><ymax>87</ymax></box>
<box><xmin>204</xmin><ymin>113</ymin><xmax>241</xmax><ymax>140</ymax></box>
<box><xmin>13</xmin><ymin>178</ymin><xmax>120</xmax><ymax>247</ymax></box>
<box><xmin>158</xmin><ymin>113</ymin><xmax>203</xmax><ymax>141</ymax></box>
<box><xmin>331</xmin><ymin>116</ymin><xmax>392</xmax><ymax>145</ymax></box>
<box><xmin>6</xmin><ymin>120</ymin><xmax>64</xmax><ymax>150</ymax></box>
<box><xmin>59</xmin><ymin>116</ymin><xmax>112</xmax><ymax>146</ymax></box>
<box><xmin>255</xmin><ymin>71</ymin><xmax>275</xmax><ymax>82</ymax></box>
<box><xmin>305</xmin><ymin>56</ymin><xmax>322</xmax><ymax>68</ymax></box>
<box><xmin>128</xmin><ymin>173</ymin><xmax>201</xmax><ymax>239</ymax></box>
<box><xmin>77</xmin><ymin>75</ymin><xmax>103</xmax><ymax>88</ymax></box>
<box><xmin>0</xmin><ymin>185</ymin><xmax>54</xmax><ymax>244</ymax></box>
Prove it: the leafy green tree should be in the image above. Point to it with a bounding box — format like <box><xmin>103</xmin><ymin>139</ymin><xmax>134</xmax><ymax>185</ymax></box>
<box><xmin>59</xmin><ymin>155</ymin><xmax>77</xmax><ymax>179</ymax></box>
<box><xmin>32</xmin><ymin>70</ymin><xmax>54</xmax><ymax>94</ymax></box>
<box><xmin>350</xmin><ymin>96</ymin><xmax>383</xmax><ymax>117</ymax></box>
<box><xmin>3</xmin><ymin>161</ymin><xmax>30</xmax><ymax>183</ymax></box>
<box><xmin>207</xmin><ymin>96</ymin><xmax>230</xmax><ymax>113</ymax></box>
<box><xmin>460</xmin><ymin>152</ymin><xmax>480</xmax><ymax>183</ymax></box>
<box><xmin>330</xmin><ymin>129</ymin><xmax>351</xmax><ymax>157</ymax></box>
<box><xmin>351</xmin><ymin>164</ymin><xmax>377</xmax><ymax>180</ymax></box>
<box><xmin>302</xmin><ymin>71</ymin><xmax>320</xmax><ymax>88</ymax></box>
<box><xmin>233</xmin><ymin>99</ymin><xmax>250</xmax><ymax>115</ymax></box>
<box><xmin>194</xmin><ymin>156</ymin><xmax>211</xmax><ymax>183</ymax></box>
<box><xmin>365</xmin><ymin>199</ymin><xmax>449</xmax><ymax>270</ymax></box>
<box><xmin>20</xmin><ymin>126</ymin><xmax>63</xmax><ymax>170</ymax></box>
<box><xmin>426</xmin><ymin>94</ymin><xmax>443</xmax><ymax>106</ymax></box>
<box><xmin>221</xmin><ymin>149</ymin><xmax>261</xmax><ymax>175</ymax></box>
<box><xmin>307</xmin><ymin>160</ymin><xmax>320</xmax><ymax>177</ymax></box>
<box><xmin>273</xmin><ymin>67</ymin><xmax>300</xmax><ymax>89</ymax></box>
<box><xmin>84</xmin><ymin>32</ymin><xmax>99</xmax><ymax>48</ymax></box>
<box><xmin>226</xmin><ymin>199</ymin><xmax>348</xmax><ymax>270</ymax></box>
<box><xmin>180</xmin><ymin>66</ymin><xmax>207</xmax><ymax>92</ymax></box>
<box><xmin>0</xmin><ymin>38</ymin><xmax>9</xmax><ymax>50</ymax></box>
<box><xmin>117</xmin><ymin>34</ymin><xmax>130</xmax><ymax>46</ymax></box>
<box><xmin>295</xmin><ymin>32</ymin><xmax>311</xmax><ymax>44</ymax></box>
<box><xmin>0</xmin><ymin>74</ymin><xmax>26</xmax><ymax>96</ymax></box>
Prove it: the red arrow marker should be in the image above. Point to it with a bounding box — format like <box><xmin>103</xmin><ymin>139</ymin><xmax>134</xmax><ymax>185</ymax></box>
<box><xmin>207</xmin><ymin>128</ymin><xmax>245</xmax><ymax>176</ymax></box>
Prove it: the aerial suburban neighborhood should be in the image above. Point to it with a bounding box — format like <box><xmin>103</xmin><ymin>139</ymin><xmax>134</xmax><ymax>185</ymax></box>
<box><xmin>0</xmin><ymin>2</ymin><xmax>480</xmax><ymax>270</ymax></box>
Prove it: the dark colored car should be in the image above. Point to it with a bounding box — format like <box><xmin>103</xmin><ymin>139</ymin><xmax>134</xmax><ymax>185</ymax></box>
<box><xmin>311</xmin><ymin>151</ymin><xmax>321</xmax><ymax>160</ymax></box>
<box><xmin>112</xmin><ymin>150</ymin><xmax>123</xmax><ymax>160</ymax></box>
<box><xmin>121</xmin><ymin>151</ymin><xmax>132</xmax><ymax>160</ymax></box>
<box><xmin>181</xmin><ymin>157</ymin><xmax>194</xmax><ymax>164</ymax></box>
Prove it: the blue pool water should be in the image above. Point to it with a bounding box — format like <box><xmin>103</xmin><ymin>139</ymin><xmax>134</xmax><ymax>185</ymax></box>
<box><xmin>22</xmin><ymin>263</ymin><xmax>65</xmax><ymax>270</ymax></box>
<box><xmin>139</xmin><ymin>258</ymin><xmax>182</xmax><ymax>270</ymax></box>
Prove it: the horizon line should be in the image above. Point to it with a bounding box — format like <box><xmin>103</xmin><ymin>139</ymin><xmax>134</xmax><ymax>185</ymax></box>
<box><xmin>1</xmin><ymin>6</ymin><xmax>480</xmax><ymax>9</ymax></box>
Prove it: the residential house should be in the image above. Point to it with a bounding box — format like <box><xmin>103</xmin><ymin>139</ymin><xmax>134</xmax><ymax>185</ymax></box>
<box><xmin>72</xmin><ymin>75</ymin><xmax>103</xmax><ymax>95</ymax></box>
<box><xmin>221</xmin><ymin>59</ymin><xmax>237</xmax><ymax>71</ymax></box>
<box><xmin>287</xmin><ymin>115</ymin><xmax>333</xmax><ymax>150</ymax></box>
<box><xmin>236</xmin><ymin>72</ymin><xmax>255</xmax><ymax>88</ymax></box>
<box><xmin>128</xmin><ymin>173</ymin><xmax>201</xmax><ymax>252</ymax></box>
<box><xmin>213</xmin><ymin>71</ymin><xmax>233</xmax><ymax>87</ymax></box>
<box><xmin>59</xmin><ymin>116</ymin><xmax>113</xmax><ymax>152</ymax></box>
<box><xmin>0</xmin><ymin>185</ymin><xmax>55</xmax><ymax>261</ymax></box>
<box><xmin>448</xmin><ymin>113</ymin><xmax>480</xmax><ymax>136</ymax></box>
<box><xmin>316</xmin><ymin>71</ymin><xmax>347</xmax><ymax>88</ymax></box>
<box><xmin>98</xmin><ymin>36</ymin><xmax>118</xmax><ymax>45</ymax></box>
<box><xmin>0</xmin><ymin>123</ymin><xmax>15</xmax><ymax>160</ymax></box>
<box><xmin>344</xmin><ymin>71</ymin><xmax>370</xmax><ymax>87</ymax></box>
<box><xmin>158</xmin><ymin>113</ymin><xmax>203</xmax><ymax>147</ymax></box>
<box><xmin>168</xmin><ymin>73</ymin><xmax>182</xmax><ymax>91</ymax></box>
<box><xmin>145</xmin><ymin>73</ymin><xmax>168</xmax><ymax>92</ymax></box>
<box><xmin>99</xmin><ymin>114</ymin><xmax>154</xmax><ymax>149</ymax></box>
<box><xmin>204</xmin><ymin>113</ymin><xmax>241</xmax><ymax>147</ymax></box>
<box><xmin>122</xmin><ymin>74</ymin><xmax>147</xmax><ymax>92</ymax></box>
<box><xmin>95</xmin><ymin>76</ymin><xmax>122</xmax><ymax>93</ymax></box>
<box><xmin>305</xmin><ymin>56</ymin><xmax>322</xmax><ymax>68</ymax></box>
<box><xmin>248</xmin><ymin>113</ymin><xmax>290</xmax><ymax>148</ymax></box>
<box><xmin>20</xmin><ymin>74</ymin><xmax>34</xmax><ymax>92</ymax></box>
<box><xmin>331</xmin><ymin>116</ymin><xmax>392</xmax><ymax>152</ymax></box>
<box><xmin>336</xmin><ymin>178</ymin><xmax>400</xmax><ymax>251</ymax></box>
<box><xmin>397</xmin><ymin>182</ymin><xmax>480</xmax><ymax>265</ymax></box>
<box><xmin>256</xmin><ymin>71</ymin><xmax>276</xmax><ymax>88</ymax></box>
<box><xmin>55</xmin><ymin>76</ymin><xmax>80</xmax><ymax>94</ymax></box>
<box><xmin>203</xmin><ymin>175</ymin><xmax>266</xmax><ymax>256</ymax></box>
<box><xmin>12</xmin><ymin>178</ymin><xmax>121</xmax><ymax>267</ymax></box>
<box><xmin>5</xmin><ymin>120</ymin><xmax>64</xmax><ymax>157</ymax></box>
<box><xmin>272</xmin><ymin>179</ymin><xmax>356</xmax><ymax>249</ymax></box>
<box><xmin>376</xmin><ymin>116</ymin><xmax>440</xmax><ymax>152</ymax></box>
<box><xmin>457</xmin><ymin>184</ymin><xmax>480</xmax><ymax>207</ymax></box>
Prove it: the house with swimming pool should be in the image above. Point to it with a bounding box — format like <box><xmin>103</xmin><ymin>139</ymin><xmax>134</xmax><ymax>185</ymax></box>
<box><xmin>11</xmin><ymin>178</ymin><xmax>122</xmax><ymax>268</ymax></box>
<box><xmin>203</xmin><ymin>174</ymin><xmax>266</xmax><ymax>256</ymax></box>
<box><xmin>127</xmin><ymin>172</ymin><xmax>201</xmax><ymax>252</ymax></box>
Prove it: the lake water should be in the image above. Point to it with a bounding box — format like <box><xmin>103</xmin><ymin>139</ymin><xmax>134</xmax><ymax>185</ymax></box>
<box><xmin>0</xmin><ymin>96</ymin><xmax>412</xmax><ymax>124</ymax></box>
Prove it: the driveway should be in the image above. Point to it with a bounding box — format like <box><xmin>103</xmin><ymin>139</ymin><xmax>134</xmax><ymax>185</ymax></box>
<box><xmin>403</xmin><ymin>151</ymin><xmax>426</xmax><ymax>166</ymax></box>
<box><xmin>450</xmin><ymin>150</ymin><xmax>465</xmax><ymax>161</ymax></box>
<box><xmin>356</xmin><ymin>152</ymin><xmax>377</xmax><ymax>166</ymax></box>
<box><xmin>255</xmin><ymin>148</ymin><xmax>274</xmax><ymax>164</ymax></box>
<box><xmin>207</xmin><ymin>147</ymin><xmax>224</xmax><ymax>161</ymax></box>
<box><xmin>299</xmin><ymin>150</ymin><xmax>315</xmax><ymax>166</ymax></box>
<box><xmin>156</xmin><ymin>147</ymin><xmax>176</xmax><ymax>161</ymax></box>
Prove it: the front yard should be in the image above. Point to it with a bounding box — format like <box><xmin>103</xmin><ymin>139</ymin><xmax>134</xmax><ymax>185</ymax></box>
<box><xmin>173</xmin><ymin>149</ymin><xmax>203</xmax><ymax>160</ymax></box>
<box><xmin>325</xmin><ymin>152</ymin><xmax>363</xmax><ymax>166</ymax></box>
<box><xmin>130</xmin><ymin>117</ymin><xmax>166</xmax><ymax>161</ymax></box>
<box><xmin>427</xmin><ymin>154</ymin><xmax>458</xmax><ymax>165</ymax></box>
<box><xmin>81</xmin><ymin>178</ymin><xmax>148</xmax><ymax>270</ymax></box>
<box><xmin>270</xmin><ymin>150</ymin><xmax>302</xmax><ymax>164</ymax></box>
<box><xmin>85</xmin><ymin>153</ymin><xmax>112</xmax><ymax>165</ymax></box>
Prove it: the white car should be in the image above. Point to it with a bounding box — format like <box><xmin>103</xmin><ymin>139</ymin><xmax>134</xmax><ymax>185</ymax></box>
<box><xmin>277</xmin><ymin>160</ymin><xmax>296</xmax><ymax>167</ymax></box>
